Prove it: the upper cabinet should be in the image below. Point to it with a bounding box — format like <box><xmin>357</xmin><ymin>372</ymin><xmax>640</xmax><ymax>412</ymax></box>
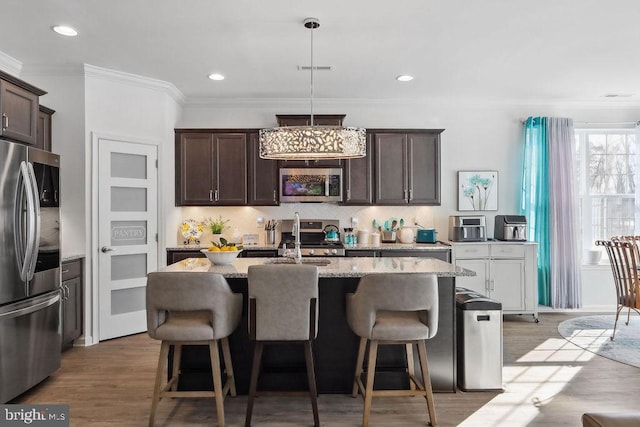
<box><xmin>175</xmin><ymin>131</ymin><xmax>247</xmax><ymax>206</ymax></box>
<box><xmin>373</xmin><ymin>129</ymin><xmax>442</xmax><ymax>205</ymax></box>
<box><xmin>247</xmin><ymin>132</ymin><xmax>279</xmax><ymax>205</ymax></box>
<box><xmin>343</xmin><ymin>133</ymin><xmax>374</xmax><ymax>205</ymax></box>
<box><xmin>275</xmin><ymin>114</ymin><xmax>345</xmax><ymax>167</ymax></box>
<box><xmin>0</xmin><ymin>71</ymin><xmax>46</xmax><ymax>146</ymax></box>
<box><xmin>36</xmin><ymin>105</ymin><xmax>55</xmax><ymax>152</ymax></box>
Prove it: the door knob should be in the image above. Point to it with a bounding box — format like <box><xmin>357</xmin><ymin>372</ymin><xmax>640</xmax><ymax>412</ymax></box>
<box><xmin>101</xmin><ymin>246</ymin><xmax>115</xmax><ymax>253</ymax></box>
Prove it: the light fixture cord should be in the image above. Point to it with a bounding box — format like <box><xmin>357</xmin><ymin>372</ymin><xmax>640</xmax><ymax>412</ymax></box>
<box><xmin>310</xmin><ymin>21</ymin><xmax>314</xmax><ymax>126</ymax></box>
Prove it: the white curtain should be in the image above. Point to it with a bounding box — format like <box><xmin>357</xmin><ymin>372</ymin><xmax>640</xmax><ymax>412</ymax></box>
<box><xmin>635</xmin><ymin>122</ymin><xmax>640</xmax><ymax>234</ymax></box>
<box><xmin>547</xmin><ymin>118</ymin><xmax>581</xmax><ymax>308</ymax></box>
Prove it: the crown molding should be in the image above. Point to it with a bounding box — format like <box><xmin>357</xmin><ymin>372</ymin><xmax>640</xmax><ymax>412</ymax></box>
<box><xmin>0</xmin><ymin>51</ymin><xmax>22</xmax><ymax>77</ymax></box>
<box><xmin>84</xmin><ymin>64</ymin><xmax>186</xmax><ymax>105</ymax></box>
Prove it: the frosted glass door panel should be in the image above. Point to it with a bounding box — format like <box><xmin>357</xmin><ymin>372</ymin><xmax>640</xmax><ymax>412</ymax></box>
<box><xmin>111</xmin><ymin>254</ymin><xmax>147</xmax><ymax>281</ymax></box>
<box><xmin>111</xmin><ymin>287</ymin><xmax>146</xmax><ymax>315</ymax></box>
<box><xmin>111</xmin><ymin>221</ymin><xmax>147</xmax><ymax>246</ymax></box>
<box><xmin>111</xmin><ymin>187</ymin><xmax>147</xmax><ymax>212</ymax></box>
<box><xmin>111</xmin><ymin>152</ymin><xmax>147</xmax><ymax>179</ymax></box>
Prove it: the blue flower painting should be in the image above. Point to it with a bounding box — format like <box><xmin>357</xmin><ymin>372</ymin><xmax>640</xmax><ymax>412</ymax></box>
<box><xmin>458</xmin><ymin>171</ymin><xmax>498</xmax><ymax>211</ymax></box>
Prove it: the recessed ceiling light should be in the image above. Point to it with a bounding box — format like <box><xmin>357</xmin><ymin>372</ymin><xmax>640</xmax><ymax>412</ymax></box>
<box><xmin>52</xmin><ymin>25</ymin><xmax>78</xmax><ymax>36</ymax></box>
<box><xmin>208</xmin><ymin>73</ymin><xmax>225</xmax><ymax>81</ymax></box>
<box><xmin>603</xmin><ymin>93</ymin><xmax>633</xmax><ymax>98</ymax></box>
<box><xmin>396</xmin><ymin>75</ymin><xmax>414</xmax><ymax>82</ymax></box>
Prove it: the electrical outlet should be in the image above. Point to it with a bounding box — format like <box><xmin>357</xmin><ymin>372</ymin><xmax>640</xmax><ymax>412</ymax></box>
<box><xmin>351</xmin><ymin>217</ymin><xmax>358</xmax><ymax>228</ymax></box>
<box><xmin>256</xmin><ymin>217</ymin><xmax>264</xmax><ymax>228</ymax></box>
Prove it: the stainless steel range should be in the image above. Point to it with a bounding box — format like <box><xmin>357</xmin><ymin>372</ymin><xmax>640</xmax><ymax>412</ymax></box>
<box><xmin>278</xmin><ymin>219</ymin><xmax>345</xmax><ymax>256</ymax></box>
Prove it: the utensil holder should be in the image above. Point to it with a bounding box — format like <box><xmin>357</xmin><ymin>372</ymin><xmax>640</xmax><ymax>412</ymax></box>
<box><xmin>382</xmin><ymin>230</ymin><xmax>396</xmax><ymax>243</ymax></box>
<box><xmin>266</xmin><ymin>229</ymin><xmax>276</xmax><ymax>245</ymax></box>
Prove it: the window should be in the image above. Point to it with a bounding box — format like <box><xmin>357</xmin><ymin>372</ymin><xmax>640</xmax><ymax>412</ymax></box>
<box><xmin>575</xmin><ymin>128</ymin><xmax>637</xmax><ymax>256</ymax></box>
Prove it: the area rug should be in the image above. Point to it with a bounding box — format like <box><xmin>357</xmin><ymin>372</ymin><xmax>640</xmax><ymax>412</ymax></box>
<box><xmin>558</xmin><ymin>314</ymin><xmax>640</xmax><ymax>368</ymax></box>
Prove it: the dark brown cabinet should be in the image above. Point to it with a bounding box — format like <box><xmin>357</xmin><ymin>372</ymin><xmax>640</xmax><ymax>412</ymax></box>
<box><xmin>343</xmin><ymin>133</ymin><xmax>373</xmax><ymax>205</ymax></box>
<box><xmin>276</xmin><ymin>114</ymin><xmax>345</xmax><ymax>167</ymax></box>
<box><xmin>175</xmin><ymin>131</ymin><xmax>247</xmax><ymax>206</ymax></box>
<box><xmin>61</xmin><ymin>259</ymin><xmax>83</xmax><ymax>351</ymax></box>
<box><xmin>248</xmin><ymin>132</ymin><xmax>279</xmax><ymax>205</ymax></box>
<box><xmin>0</xmin><ymin>72</ymin><xmax>46</xmax><ymax>145</ymax></box>
<box><xmin>36</xmin><ymin>105</ymin><xmax>54</xmax><ymax>151</ymax></box>
<box><xmin>166</xmin><ymin>250</ymin><xmax>205</xmax><ymax>265</ymax></box>
<box><xmin>373</xmin><ymin>130</ymin><xmax>442</xmax><ymax>205</ymax></box>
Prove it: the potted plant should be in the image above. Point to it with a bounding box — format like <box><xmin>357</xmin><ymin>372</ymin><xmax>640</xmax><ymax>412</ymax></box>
<box><xmin>207</xmin><ymin>215</ymin><xmax>229</xmax><ymax>243</ymax></box>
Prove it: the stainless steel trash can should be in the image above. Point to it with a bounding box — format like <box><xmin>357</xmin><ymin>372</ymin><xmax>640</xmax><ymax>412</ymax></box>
<box><xmin>456</xmin><ymin>291</ymin><xmax>503</xmax><ymax>391</ymax></box>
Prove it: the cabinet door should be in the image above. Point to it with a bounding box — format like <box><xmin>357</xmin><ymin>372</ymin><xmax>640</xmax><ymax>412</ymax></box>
<box><xmin>491</xmin><ymin>259</ymin><xmax>525</xmax><ymax>311</ymax></box>
<box><xmin>167</xmin><ymin>251</ymin><xmax>205</xmax><ymax>265</ymax></box>
<box><xmin>242</xmin><ymin>250</ymin><xmax>278</xmax><ymax>258</ymax></box>
<box><xmin>176</xmin><ymin>133</ymin><xmax>215</xmax><ymax>205</ymax></box>
<box><xmin>247</xmin><ymin>133</ymin><xmax>278</xmax><ymax>205</ymax></box>
<box><xmin>62</xmin><ymin>277</ymin><xmax>82</xmax><ymax>349</ymax></box>
<box><xmin>0</xmin><ymin>80</ymin><xmax>38</xmax><ymax>145</ymax></box>
<box><xmin>343</xmin><ymin>134</ymin><xmax>373</xmax><ymax>205</ymax></box>
<box><xmin>407</xmin><ymin>132</ymin><xmax>440</xmax><ymax>205</ymax></box>
<box><xmin>374</xmin><ymin>133</ymin><xmax>408</xmax><ymax>204</ymax></box>
<box><xmin>346</xmin><ymin>250</ymin><xmax>379</xmax><ymax>257</ymax></box>
<box><xmin>455</xmin><ymin>259</ymin><xmax>489</xmax><ymax>295</ymax></box>
<box><xmin>214</xmin><ymin>133</ymin><xmax>247</xmax><ymax>205</ymax></box>
<box><xmin>36</xmin><ymin>106</ymin><xmax>54</xmax><ymax>152</ymax></box>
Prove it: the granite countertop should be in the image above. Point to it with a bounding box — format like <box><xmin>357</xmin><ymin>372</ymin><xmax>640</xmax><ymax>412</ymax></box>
<box><xmin>61</xmin><ymin>254</ymin><xmax>85</xmax><ymax>262</ymax></box>
<box><xmin>166</xmin><ymin>242</ymin><xmax>450</xmax><ymax>251</ymax></box>
<box><xmin>159</xmin><ymin>256</ymin><xmax>475</xmax><ymax>278</ymax></box>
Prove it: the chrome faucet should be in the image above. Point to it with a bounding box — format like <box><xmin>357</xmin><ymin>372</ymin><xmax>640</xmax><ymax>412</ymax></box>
<box><xmin>292</xmin><ymin>211</ymin><xmax>302</xmax><ymax>263</ymax></box>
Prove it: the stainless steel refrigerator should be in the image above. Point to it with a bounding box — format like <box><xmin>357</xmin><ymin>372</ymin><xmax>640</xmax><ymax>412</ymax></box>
<box><xmin>0</xmin><ymin>139</ymin><xmax>61</xmax><ymax>403</ymax></box>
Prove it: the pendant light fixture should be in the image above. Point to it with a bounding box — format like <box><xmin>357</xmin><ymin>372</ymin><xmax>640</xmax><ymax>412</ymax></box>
<box><xmin>259</xmin><ymin>18</ymin><xmax>366</xmax><ymax>160</ymax></box>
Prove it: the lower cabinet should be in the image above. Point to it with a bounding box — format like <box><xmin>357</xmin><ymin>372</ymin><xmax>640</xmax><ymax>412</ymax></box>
<box><xmin>166</xmin><ymin>250</ymin><xmax>205</xmax><ymax>265</ymax></box>
<box><xmin>61</xmin><ymin>259</ymin><xmax>83</xmax><ymax>351</ymax></box>
<box><xmin>242</xmin><ymin>249</ymin><xmax>278</xmax><ymax>258</ymax></box>
<box><xmin>345</xmin><ymin>249</ymin><xmax>450</xmax><ymax>262</ymax></box>
<box><xmin>451</xmin><ymin>243</ymin><xmax>538</xmax><ymax>320</ymax></box>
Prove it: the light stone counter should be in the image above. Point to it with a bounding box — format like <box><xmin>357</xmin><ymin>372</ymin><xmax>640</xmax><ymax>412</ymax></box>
<box><xmin>161</xmin><ymin>256</ymin><xmax>474</xmax><ymax>278</ymax></box>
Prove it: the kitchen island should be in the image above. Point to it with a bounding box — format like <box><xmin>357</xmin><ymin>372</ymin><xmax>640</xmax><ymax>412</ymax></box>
<box><xmin>159</xmin><ymin>256</ymin><xmax>474</xmax><ymax>394</ymax></box>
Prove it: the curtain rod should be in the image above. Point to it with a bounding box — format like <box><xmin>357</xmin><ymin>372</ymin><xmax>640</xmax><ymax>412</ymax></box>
<box><xmin>520</xmin><ymin>119</ymin><xmax>640</xmax><ymax>126</ymax></box>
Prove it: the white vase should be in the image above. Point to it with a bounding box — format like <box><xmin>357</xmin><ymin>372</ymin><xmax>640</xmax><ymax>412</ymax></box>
<box><xmin>398</xmin><ymin>227</ymin><xmax>415</xmax><ymax>244</ymax></box>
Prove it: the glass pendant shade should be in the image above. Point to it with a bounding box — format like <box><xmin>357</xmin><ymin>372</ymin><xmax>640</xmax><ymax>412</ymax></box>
<box><xmin>259</xmin><ymin>125</ymin><xmax>366</xmax><ymax>160</ymax></box>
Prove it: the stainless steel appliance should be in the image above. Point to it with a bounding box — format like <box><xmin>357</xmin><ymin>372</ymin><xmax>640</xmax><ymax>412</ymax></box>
<box><xmin>448</xmin><ymin>215</ymin><xmax>487</xmax><ymax>242</ymax></box>
<box><xmin>0</xmin><ymin>140</ymin><xmax>61</xmax><ymax>403</ymax></box>
<box><xmin>279</xmin><ymin>168</ymin><xmax>343</xmax><ymax>203</ymax></box>
<box><xmin>494</xmin><ymin>215</ymin><xmax>527</xmax><ymax>241</ymax></box>
<box><xmin>278</xmin><ymin>219</ymin><xmax>345</xmax><ymax>256</ymax></box>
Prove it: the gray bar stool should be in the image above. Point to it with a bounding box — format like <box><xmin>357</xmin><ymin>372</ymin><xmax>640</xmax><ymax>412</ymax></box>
<box><xmin>146</xmin><ymin>272</ymin><xmax>243</xmax><ymax>427</ymax></box>
<box><xmin>245</xmin><ymin>264</ymin><xmax>320</xmax><ymax>427</ymax></box>
<box><xmin>347</xmin><ymin>273</ymin><xmax>439</xmax><ymax>427</ymax></box>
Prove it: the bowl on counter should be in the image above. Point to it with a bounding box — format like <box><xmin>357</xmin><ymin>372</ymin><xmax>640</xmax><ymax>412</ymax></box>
<box><xmin>200</xmin><ymin>249</ymin><xmax>243</xmax><ymax>265</ymax></box>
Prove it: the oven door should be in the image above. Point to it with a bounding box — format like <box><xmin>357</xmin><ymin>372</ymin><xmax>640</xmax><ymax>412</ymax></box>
<box><xmin>27</xmin><ymin>148</ymin><xmax>61</xmax><ymax>296</ymax></box>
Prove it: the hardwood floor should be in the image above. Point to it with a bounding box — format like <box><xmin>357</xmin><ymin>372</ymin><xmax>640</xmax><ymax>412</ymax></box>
<box><xmin>13</xmin><ymin>313</ymin><xmax>640</xmax><ymax>426</ymax></box>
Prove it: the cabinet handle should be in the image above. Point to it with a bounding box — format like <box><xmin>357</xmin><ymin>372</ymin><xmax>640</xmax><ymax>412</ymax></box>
<box><xmin>273</xmin><ymin>190</ymin><xmax>277</xmax><ymax>202</ymax></box>
<box><xmin>485</xmin><ymin>279</ymin><xmax>490</xmax><ymax>293</ymax></box>
<box><xmin>62</xmin><ymin>269</ymin><xmax>70</xmax><ymax>274</ymax></box>
<box><xmin>209</xmin><ymin>190</ymin><xmax>213</xmax><ymax>202</ymax></box>
<box><xmin>409</xmin><ymin>188</ymin><xmax>413</xmax><ymax>201</ymax></box>
<box><xmin>490</xmin><ymin>278</ymin><xmax>495</xmax><ymax>292</ymax></box>
<box><xmin>2</xmin><ymin>113</ymin><xmax>7</xmax><ymax>130</ymax></box>
<box><xmin>403</xmin><ymin>189</ymin><xmax>407</xmax><ymax>199</ymax></box>
<box><xmin>214</xmin><ymin>189</ymin><xmax>219</xmax><ymax>201</ymax></box>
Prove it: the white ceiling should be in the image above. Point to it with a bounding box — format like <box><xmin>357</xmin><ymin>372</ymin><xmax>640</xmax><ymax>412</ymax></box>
<box><xmin>1</xmin><ymin>0</ymin><xmax>639</xmax><ymax>104</ymax></box>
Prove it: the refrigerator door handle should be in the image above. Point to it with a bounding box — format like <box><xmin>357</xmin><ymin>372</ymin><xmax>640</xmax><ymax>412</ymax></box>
<box><xmin>0</xmin><ymin>292</ymin><xmax>60</xmax><ymax>321</ymax></box>
<box><xmin>15</xmin><ymin>162</ymin><xmax>32</xmax><ymax>282</ymax></box>
<box><xmin>25</xmin><ymin>162</ymin><xmax>41</xmax><ymax>281</ymax></box>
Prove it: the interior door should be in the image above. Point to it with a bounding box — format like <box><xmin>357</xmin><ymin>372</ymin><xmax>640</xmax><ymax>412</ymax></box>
<box><xmin>98</xmin><ymin>139</ymin><xmax>158</xmax><ymax>340</ymax></box>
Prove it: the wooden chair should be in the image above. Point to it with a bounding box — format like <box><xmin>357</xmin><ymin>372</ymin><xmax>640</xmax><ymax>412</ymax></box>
<box><xmin>245</xmin><ymin>264</ymin><xmax>320</xmax><ymax>427</ymax></box>
<box><xmin>595</xmin><ymin>239</ymin><xmax>640</xmax><ymax>340</ymax></box>
<box><xmin>146</xmin><ymin>272</ymin><xmax>243</xmax><ymax>427</ymax></box>
<box><xmin>346</xmin><ymin>273</ymin><xmax>439</xmax><ymax>427</ymax></box>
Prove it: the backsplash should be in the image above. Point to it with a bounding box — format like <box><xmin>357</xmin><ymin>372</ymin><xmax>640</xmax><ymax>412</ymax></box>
<box><xmin>175</xmin><ymin>204</ymin><xmax>441</xmax><ymax>246</ymax></box>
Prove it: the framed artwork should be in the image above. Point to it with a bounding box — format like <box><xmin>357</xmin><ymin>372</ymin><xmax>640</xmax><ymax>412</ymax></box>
<box><xmin>458</xmin><ymin>171</ymin><xmax>498</xmax><ymax>211</ymax></box>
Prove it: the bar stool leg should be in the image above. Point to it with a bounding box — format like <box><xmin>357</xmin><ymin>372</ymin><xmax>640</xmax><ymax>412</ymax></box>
<box><xmin>209</xmin><ymin>340</ymin><xmax>225</xmax><ymax>427</ymax></box>
<box><xmin>417</xmin><ymin>340</ymin><xmax>437</xmax><ymax>427</ymax></box>
<box><xmin>406</xmin><ymin>343</ymin><xmax>416</xmax><ymax>390</ymax></box>
<box><xmin>303</xmin><ymin>340</ymin><xmax>320</xmax><ymax>427</ymax></box>
<box><xmin>221</xmin><ymin>337</ymin><xmax>237</xmax><ymax>397</ymax></box>
<box><xmin>170</xmin><ymin>344</ymin><xmax>182</xmax><ymax>392</ymax></box>
<box><xmin>363</xmin><ymin>340</ymin><xmax>378</xmax><ymax>427</ymax></box>
<box><xmin>245</xmin><ymin>341</ymin><xmax>264</xmax><ymax>427</ymax></box>
<box><xmin>352</xmin><ymin>337</ymin><xmax>367</xmax><ymax>397</ymax></box>
<box><xmin>149</xmin><ymin>341</ymin><xmax>170</xmax><ymax>427</ymax></box>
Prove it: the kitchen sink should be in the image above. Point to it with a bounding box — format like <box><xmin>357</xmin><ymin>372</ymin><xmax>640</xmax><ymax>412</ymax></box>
<box><xmin>266</xmin><ymin>258</ymin><xmax>332</xmax><ymax>266</ymax></box>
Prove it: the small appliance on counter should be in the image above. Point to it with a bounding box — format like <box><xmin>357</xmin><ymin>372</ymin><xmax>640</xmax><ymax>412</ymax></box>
<box><xmin>448</xmin><ymin>215</ymin><xmax>487</xmax><ymax>242</ymax></box>
<box><xmin>416</xmin><ymin>229</ymin><xmax>438</xmax><ymax>243</ymax></box>
<box><xmin>494</xmin><ymin>215</ymin><xmax>527</xmax><ymax>241</ymax></box>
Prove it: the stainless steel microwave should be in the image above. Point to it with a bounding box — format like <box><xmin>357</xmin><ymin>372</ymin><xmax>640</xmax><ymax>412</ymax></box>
<box><xmin>279</xmin><ymin>168</ymin><xmax>343</xmax><ymax>203</ymax></box>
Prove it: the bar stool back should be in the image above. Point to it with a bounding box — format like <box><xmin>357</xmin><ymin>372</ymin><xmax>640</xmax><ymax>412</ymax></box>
<box><xmin>146</xmin><ymin>272</ymin><xmax>243</xmax><ymax>427</ymax></box>
<box><xmin>347</xmin><ymin>272</ymin><xmax>439</xmax><ymax>427</ymax></box>
<box><xmin>245</xmin><ymin>264</ymin><xmax>320</xmax><ymax>427</ymax></box>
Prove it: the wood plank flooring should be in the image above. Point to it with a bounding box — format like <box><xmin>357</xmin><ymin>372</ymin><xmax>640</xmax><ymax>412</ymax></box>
<box><xmin>12</xmin><ymin>313</ymin><xmax>640</xmax><ymax>426</ymax></box>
